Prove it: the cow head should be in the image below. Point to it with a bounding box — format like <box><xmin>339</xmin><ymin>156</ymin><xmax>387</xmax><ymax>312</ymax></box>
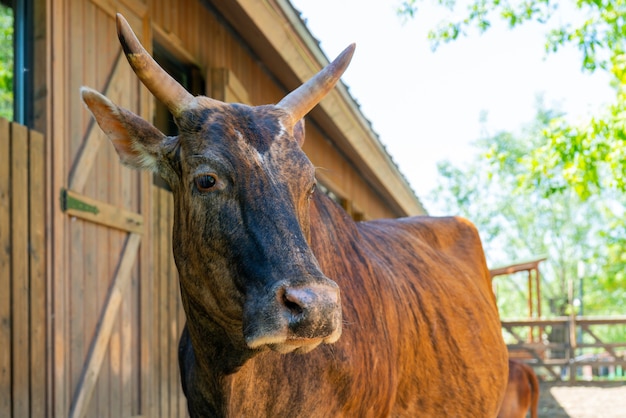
<box><xmin>81</xmin><ymin>14</ymin><xmax>352</xmax><ymax>355</ymax></box>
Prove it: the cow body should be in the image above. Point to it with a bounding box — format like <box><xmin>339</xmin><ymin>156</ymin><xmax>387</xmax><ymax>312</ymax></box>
<box><xmin>178</xmin><ymin>193</ymin><xmax>508</xmax><ymax>417</ymax></box>
<box><xmin>82</xmin><ymin>14</ymin><xmax>509</xmax><ymax>418</ymax></box>
<box><xmin>498</xmin><ymin>360</ymin><xmax>539</xmax><ymax>418</ymax></box>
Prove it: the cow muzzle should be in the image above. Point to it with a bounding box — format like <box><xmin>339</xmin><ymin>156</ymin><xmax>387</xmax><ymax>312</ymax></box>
<box><xmin>243</xmin><ymin>278</ymin><xmax>342</xmax><ymax>354</ymax></box>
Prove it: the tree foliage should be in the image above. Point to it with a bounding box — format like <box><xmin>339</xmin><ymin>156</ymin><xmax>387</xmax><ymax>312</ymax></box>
<box><xmin>428</xmin><ymin>103</ymin><xmax>626</xmax><ymax>318</ymax></box>
<box><xmin>398</xmin><ymin>0</ymin><xmax>626</xmax><ymax>199</ymax></box>
<box><xmin>0</xmin><ymin>3</ymin><xmax>13</xmax><ymax>120</ymax></box>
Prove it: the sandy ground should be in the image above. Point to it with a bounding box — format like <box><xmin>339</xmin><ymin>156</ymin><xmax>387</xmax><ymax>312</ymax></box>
<box><xmin>538</xmin><ymin>382</ymin><xmax>626</xmax><ymax>418</ymax></box>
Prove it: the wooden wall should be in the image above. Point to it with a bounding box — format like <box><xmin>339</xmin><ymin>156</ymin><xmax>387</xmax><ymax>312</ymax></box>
<box><xmin>152</xmin><ymin>186</ymin><xmax>188</xmax><ymax>417</ymax></box>
<box><xmin>145</xmin><ymin>0</ymin><xmax>400</xmax><ymax>219</ymax></box>
<box><xmin>49</xmin><ymin>3</ymin><xmax>152</xmax><ymax>417</ymax></box>
<box><xmin>5</xmin><ymin>0</ymin><xmax>412</xmax><ymax>416</ymax></box>
<box><xmin>0</xmin><ymin>119</ymin><xmax>46</xmax><ymax>418</ymax></box>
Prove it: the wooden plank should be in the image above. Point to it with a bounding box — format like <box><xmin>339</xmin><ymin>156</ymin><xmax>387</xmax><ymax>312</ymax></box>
<box><xmin>140</xmin><ymin>60</ymin><xmax>157</xmax><ymax>417</ymax></box>
<box><xmin>177</xmin><ymin>268</ymin><xmax>187</xmax><ymax>417</ymax></box>
<box><xmin>94</xmin><ymin>128</ymin><xmax>109</xmax><ymax>416</ymax></box>
<box><xmin>82</xmin><ymin>218</ymin><xmax>98</xmax><ymax>417</ymax></box>
<box><xmin>94</xmin><ymin>14</ymin><xmax>113</xmax><ymax>412</ymax></box>
<box><xmin>139</xmin><ymin>177</ymin><xmax>155</xmax><ymax>417</ymax></box>
<box><xmin>69</xmin><ymin>232</ymin><xmax>141</xmax><ymax>418</ymax></box>
<box><xmin>29</xmin><ymin>128</ymin><xmax>47</xmax><ymax>418</ymax></box>
<box><xmin>158</xmin><ymin>188</ymin><xmax>170</xmax><ymax>417</ymax></box>
<box><xmin>50</xmin><ymin>0</ymin><xmax>70</xmax><ymax>414</ymax></box>
<box><xmin>11</xmin><ymin>122</ymin><xmax>31</xmax><ymax>418</ymax></box>
<box><xmin>133</xmin><ymin>173</ymin><xmax>154</xmax><ymax>416</ymax></box>
<box><xmin>0</xmin><ymin>118</ymin><xmax>11</xmax><ymax>417</ymax></box>
<box><xmin>153</xmin><ymin>23</ymin><xmax>198</xmax><ymax>66</ymax></box>
<box><xmin>61</xmin><ymin>188</ymin><xmax>144</xmax><ymax>234</ymax></box>
<box><xmin>581</xmin><ymin>325</ymin><xmax>620</xmax><ymax>358</ymax></box>
<box><xmin>168</xmin><ymin>190</ymin><xmax>178</xmax><ymax>416</ymax></box>
<box><xmin>211</xmin><ymin>68</ymin><xmax>250</xmax><ymax>104</ymax></box>
<box><xmin>501</xmin><ymin>317</ymin><xmax>569</xmax><ymax>327</ymax></box>
<box><xmin>90</xmin><ymin>0</ymin><xmax>148</xmax><ymax>20</ymax></box>
<box><xmin>106</xmin><ymin>123</ymin><xmax>123</xmax><ymax>418</ymax></box>
<box><xmin>79</xmin><ymin>8</ymin><xmax>98</xmax><ymax>416</ymax></box>
<box><xmin>152</xmin><ymin>185</ymin><xmax>162</xmax><ymax>418</ymax></box>
<box><xmin>120</xmin><ymin>153</ymin><xmax>133</xmax><ymax>415</ymax></box>
<box><xmin>69</xmin><ymin>0</ymin><xmax>88</xmax><ymax>401</ymax></box>
<box><xmin>71</xmin><ymin>24</ymin><xmax>93</xmax><ymax>400</ymax></box>
<box><xmin>68</xmin><ymin>51</ymin><xmax>123</xmax><ymax>193</ymax></box>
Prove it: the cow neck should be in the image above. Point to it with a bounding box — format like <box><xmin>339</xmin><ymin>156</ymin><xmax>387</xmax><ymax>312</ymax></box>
<box><xmin>178</xmin><ymin>326</ymin><xmax>238</xmax><ymax>417</ymax></box>
<box><xmin>179</xmin><ymin>276</ymin><xmax>256</xmax><ymax>376</ymax></box>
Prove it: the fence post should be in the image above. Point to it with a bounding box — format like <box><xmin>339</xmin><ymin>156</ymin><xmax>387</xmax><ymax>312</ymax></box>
<box><xmin>569</xmin><ymin>314</ymin><xmax>577</xmax><ymax>382</ymax></box>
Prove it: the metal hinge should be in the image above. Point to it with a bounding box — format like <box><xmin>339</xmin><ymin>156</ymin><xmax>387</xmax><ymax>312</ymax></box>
<box><xmin>60</xmin><ymin>188</ymin><xmax>100</xmax><ymax>215</ymax></box>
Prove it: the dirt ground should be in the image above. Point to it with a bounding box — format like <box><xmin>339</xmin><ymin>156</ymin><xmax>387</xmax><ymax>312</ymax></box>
<box><xmin>538</xmin><ymin>382</ymin><xmax>626</xmax><ymax>418</ymax></box>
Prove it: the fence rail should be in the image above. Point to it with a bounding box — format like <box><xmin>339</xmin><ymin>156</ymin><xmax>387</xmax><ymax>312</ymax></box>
<box><xmin>502</xmin><ymin>316</ymin><xmax>626</xmax><ymax>382</ymax></box>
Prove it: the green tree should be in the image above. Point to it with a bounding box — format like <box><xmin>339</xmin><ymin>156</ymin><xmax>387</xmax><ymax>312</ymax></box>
<box><xmin>399</xmin><ymin>0</ymin><xmax>626</xmax><ymax>199</ymax></box>
<box><xmin>428</xmin><ymin>103</ymin><xmax>626</xmax><ymax>319</ymax></box>
<box><xmin>0</xmin><ymin>3</ymin><xmax>13</xmax><ymax>120</ymax></box>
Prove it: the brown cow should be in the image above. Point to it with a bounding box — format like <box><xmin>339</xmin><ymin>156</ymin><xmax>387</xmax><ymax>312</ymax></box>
<box><xmin>498</xmin><ymin>359</ymin><xmax>539</xmax><ymax>418</ymax></box>
<box><xmin>81</xmin><ymin>13</ymin><xmax>508</xmax><ymax>417</ymax></box>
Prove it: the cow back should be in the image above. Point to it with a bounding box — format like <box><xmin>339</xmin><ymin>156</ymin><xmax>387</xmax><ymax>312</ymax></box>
<box><xmin>305</xmin><ymin>193</ymin><xmax>508</xmax><ymax>416</ymax></box>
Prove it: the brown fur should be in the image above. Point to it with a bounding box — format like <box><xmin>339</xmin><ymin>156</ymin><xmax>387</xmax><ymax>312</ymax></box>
<box><xmin>81</xmin><ymin>17</ymin><xmax>509</xmax><ymax>416</ymax></box>
<box><xmin>498</xmin><ymin>360</ymin><xmax>539</xmax><ymax>418</ymax></box>
<box><xmin>83</xmin><ymin>96</ymin><xmax>509</xmax><ymax>418</ymax></box>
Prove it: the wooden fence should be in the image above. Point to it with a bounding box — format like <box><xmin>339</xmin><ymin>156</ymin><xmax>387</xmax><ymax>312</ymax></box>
<box><xmin>503</xmin><ymin>316</ymin><xmax>626</xmax><ymax>382</ymax></box>
<box><xmin>0</xmin><ymin>118</ymin><xmax>47</xmax><ymax>417</ymax></box>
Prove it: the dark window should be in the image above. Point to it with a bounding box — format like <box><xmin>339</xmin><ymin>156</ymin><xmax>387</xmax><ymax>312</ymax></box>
<box><xmin>152</xmin><ymin>44</ymin><xmax>205</xmax><ymax>189</ymax></box>
<box><xmin>0</xmin><ymin>0</ymin><xmax>33</xmax><ymax>125</ymax></box>
<box><xmin>7</xmin><ymin>0</ymin><xmax>32</xmax><ymax>125</ymax></box>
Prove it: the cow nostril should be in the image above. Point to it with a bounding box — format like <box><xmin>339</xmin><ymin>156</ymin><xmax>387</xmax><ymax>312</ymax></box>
<box><xmin>282</xmin><ymin>290</ymin><xmax>304</xmax><ymax>316</ymax></box>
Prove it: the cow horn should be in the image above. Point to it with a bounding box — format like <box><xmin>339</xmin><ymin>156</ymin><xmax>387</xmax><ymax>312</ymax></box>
<box><xmin>278</xmin><ymin>44</ymin><xmax>355</xmax><ymax>125</ymax></box>
<box><xmin>116</xmin><ymin>13</ymin><xmax>198</xmax><ymax>116</ymax></box>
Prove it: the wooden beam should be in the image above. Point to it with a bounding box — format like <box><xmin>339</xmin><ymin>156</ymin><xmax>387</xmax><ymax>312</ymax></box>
<box><xmin>69</xmin><ymin>233</ymin><xmax>141</xmax><ymax>418</ymax></box>
<box><xmin>11</xmin><ymin>122</ymin><xmax>30</xmax><ymax>418</ymax></box>
<box><xmin>61</xmin><ymin>188</ymin><xmax>144</xmax><ymax>234</ymax></box>
<box><xmin>489</xmin><ymin>257</ymin><xmax>547</xmax><ymax>278</ymax></box>
<box><xmin>153</xmin><ymin>23</ymin><xmax>198</xmax><ymax>66</ymax></box>
<box><xmin>211</xmin><ymin>68</ymin><xmax>250</xmax><ymax>104</ymax></box>
<box><xmin>0</xmin><ymin>118</ymin><xmax>11</xmax><ymax>418</ymax></box>
<box><xmin>29</xmin><ymin>127</ymin><xmax>47</xmax><ymax>418</ymax></box>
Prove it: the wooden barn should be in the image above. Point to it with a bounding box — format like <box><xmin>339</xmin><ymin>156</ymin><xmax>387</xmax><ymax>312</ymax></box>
<box><xmin>1</xmin><ymin>0</ymin><xmax>425</xmax><ymax>417</ymax></box>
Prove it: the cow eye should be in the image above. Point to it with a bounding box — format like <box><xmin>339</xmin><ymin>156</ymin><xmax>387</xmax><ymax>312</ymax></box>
<box><xmin>307</xmin><ymin>183</ymin><xmax>317</xmax><ymax>199</ymax></box>
<box><xmin>195</xmin><ymin>174</ymin><xmax>217</xmax><ymax>192</ymax></box>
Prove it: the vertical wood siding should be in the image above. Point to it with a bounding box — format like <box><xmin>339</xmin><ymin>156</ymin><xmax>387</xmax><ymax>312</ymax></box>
<box><xmin>0</xmin><ymin>119</ymin><xmax>47</xmax><ymax>418</ymax></box>
<box><xmin>153</xmin><ymin>186</ymin><xmax>188</xmax><ymax>417</ymax></box>
<box><xmin>10</xmin><ymin>0</ymin><xmax>404</xmax><ymax>416</ymax></box>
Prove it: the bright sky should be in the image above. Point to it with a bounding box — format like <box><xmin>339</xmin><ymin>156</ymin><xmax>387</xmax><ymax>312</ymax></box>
<box><xmin>291</xmin><ymin>0</ymin><xmax>614</xmax><ymax>213</ymax></box>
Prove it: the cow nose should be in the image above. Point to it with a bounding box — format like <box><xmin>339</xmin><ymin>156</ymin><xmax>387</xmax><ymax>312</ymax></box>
<box><xmin>279</xmin><ymin>283</ymin><xmax>340</xmax><ymax>335</ymax></box>
<box><xmin>281</xmin><ymin>287</ymin><xmax>323</xmax><ymax>314</ymax></box>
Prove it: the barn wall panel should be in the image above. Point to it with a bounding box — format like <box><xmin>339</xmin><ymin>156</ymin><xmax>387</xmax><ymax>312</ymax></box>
<box><xmin>53</xmin><ymin>2</ymin><xmax>151</xmax><ymax>417</ymax></box>
<box><xmin>153</xmin><ymin>186</ymin><xmax>188</xmax><ymax>417</ymax></box>
<box><xmin>41</xmin><ymin>0</ymin><xmax>407</xmax><ymax>417</ymax></box>
<box><xmin>145</xmin><ymin>0</ymin><xmax>397</xmax><ymax>219</ymax></box>
<box><xmin>0</xmin><ymin>119</ymin><xmax>9</xmax><ymax>418</ymax></box>
<box><xmin>0</xmin><ymin>119</ymin><xmax>47</xmax><ymax>418</ymax></box>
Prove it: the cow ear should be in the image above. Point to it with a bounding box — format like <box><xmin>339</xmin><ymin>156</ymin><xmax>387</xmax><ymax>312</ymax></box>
<box><xmin>293</xmin><ymin>118</ymin><xmax>305</xmax><ymax>147</ymax></box>
<box><xmin>81</xmin><ymin>87</ymin><xmax>167</xmax><ymax>171</ymax></box>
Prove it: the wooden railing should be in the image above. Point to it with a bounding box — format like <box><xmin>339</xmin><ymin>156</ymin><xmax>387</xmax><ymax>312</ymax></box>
<box><xmin>502</xmin><ymin>316</ymin><xmax>626</xmax><ymax>382</ymax></box>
